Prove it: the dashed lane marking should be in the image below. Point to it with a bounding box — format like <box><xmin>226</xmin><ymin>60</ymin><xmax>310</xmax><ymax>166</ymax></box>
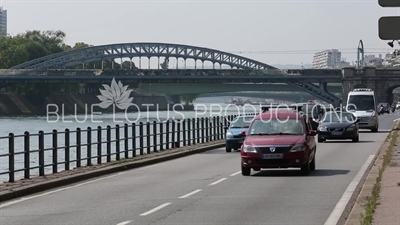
<box><xmin>229</xmin><ymin>171</ymin><xmax>241</xmax><ymax>176</ymax></box>
<box><xmin>140</xmin><ymin>203</ymin><xmax>171</xmax><ymax>216</ymax></box>
<box><xmin>179</xmin><ymin>189</ymin><xmax>202</xmax><ymax>199</ymax></box>
<box><xmin>116</xmin><ymin>221</ymin><xmax>132</xmax><ymax>225</ymax></box>
<box><xmin>208</xmin><ymin>178</ymin><xmax>227</xmax><ymax>186</ymax></box>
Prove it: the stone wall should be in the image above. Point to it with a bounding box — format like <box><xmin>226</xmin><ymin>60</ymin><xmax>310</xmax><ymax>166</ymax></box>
<box><xmin>342</xmin><ymin>67</ymin><xmax>400</xmax><ymax>104</ymax></box>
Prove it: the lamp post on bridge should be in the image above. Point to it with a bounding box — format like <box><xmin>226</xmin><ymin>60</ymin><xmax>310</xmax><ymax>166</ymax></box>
<box><xmin>356</xmin><ymin>40</ymin><xmax>365</xmax><ymax>69</ymax></box>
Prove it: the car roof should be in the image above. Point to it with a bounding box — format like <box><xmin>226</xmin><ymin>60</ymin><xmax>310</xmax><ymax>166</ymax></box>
<box><xmin>254</xmin><ymin>109</ymin><xmax>304</xmax><ymax>120</ymax></box>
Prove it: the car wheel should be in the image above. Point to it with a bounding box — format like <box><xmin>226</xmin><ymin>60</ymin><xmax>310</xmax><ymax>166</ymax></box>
<box><xmin>226</xmin><ymin>147</ymin><xmax>232</xmax><ymax>153</ymax></box>
<box><xmin>242</xmin><ymin>165</ymin><xmax>251</xmax><ymax>176</ymax></box>
<box><xmin>352</xmin><ymin>135</ymin><xmax>359</xmax><ymax>142</ymax></box>
<box><xmin>234</xmin><ymin>148</ymin><xmax>238</xmax><ymax>151</ymax></box>
<box><xmin>301</xmin><ymin>158</ymin><xmax>310</xmax><ymax>175</ymax></box>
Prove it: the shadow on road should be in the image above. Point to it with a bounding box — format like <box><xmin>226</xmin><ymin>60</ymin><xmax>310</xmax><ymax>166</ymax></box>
<box><xmin>251</xmin><ymin>169</ymin><xmax>350</xmax><ymax>177</ymax></box>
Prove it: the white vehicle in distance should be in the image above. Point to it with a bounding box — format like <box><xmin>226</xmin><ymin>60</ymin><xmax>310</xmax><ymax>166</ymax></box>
<box><xmin>346</xmin><ymin>88</ymin><xmax>378</xmax><ymax>132</ymax></box>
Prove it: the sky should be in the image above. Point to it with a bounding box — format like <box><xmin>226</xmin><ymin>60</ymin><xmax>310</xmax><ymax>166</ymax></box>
<box><xmin>2</xmin><ymin>0</ymin><xmax>400</xmax><ymax>66</ymax></box>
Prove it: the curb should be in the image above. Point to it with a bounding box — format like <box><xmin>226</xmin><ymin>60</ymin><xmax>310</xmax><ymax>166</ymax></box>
<box><xmin>0</xmin><ymin>142</ymin><xmax>225</xmax><ymax>203</ymax></box>
<box><xmin>341</xmin><ymin>122</ymin><xmax>400</xmax><ymax>225</ymax></box>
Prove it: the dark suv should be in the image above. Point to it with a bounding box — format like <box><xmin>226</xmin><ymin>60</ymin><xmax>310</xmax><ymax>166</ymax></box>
<box><xmin>239</xmin><ymin>106</ymin><xmax>317</xmax><ymax>176</ymax></box>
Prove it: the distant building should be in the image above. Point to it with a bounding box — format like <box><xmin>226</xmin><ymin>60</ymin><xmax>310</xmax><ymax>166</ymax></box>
<box><xmin>0</xmin><ymin>7</ymin><xmax>7</xmax><ymax>35</ymax></box>
<box><xmin>364</xmin><ymin>55</ymin><xmax>384</xmax><ymax>66</ymax></box>
<box><xmin>312</xmin><ymin>49</ymin><xmax>344</xmax><ymax>69</ymax></box>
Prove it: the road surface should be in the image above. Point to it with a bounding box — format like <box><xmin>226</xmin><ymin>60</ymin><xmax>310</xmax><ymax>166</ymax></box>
<box><xmin>0</xmin><ymin>114</ymin><xmax>398</xmax><ymax>225</ymax></box>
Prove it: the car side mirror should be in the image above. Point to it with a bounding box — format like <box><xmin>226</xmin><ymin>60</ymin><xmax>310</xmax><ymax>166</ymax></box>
<box><xmin>308</xmin><ymin>130</ymin><xmax>317</xmax><ymax>136</ymax></box>
<box><xmin>238</xmin><ymin>131</ymin><xmax>246</xmax><ymax>137</ymax></box>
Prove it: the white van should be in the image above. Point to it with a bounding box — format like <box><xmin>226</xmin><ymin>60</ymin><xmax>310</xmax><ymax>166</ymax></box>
<box><xmin>346</xmin><ymin>88</ymin><xmax>379</xmax><ymax>132</ymax></box>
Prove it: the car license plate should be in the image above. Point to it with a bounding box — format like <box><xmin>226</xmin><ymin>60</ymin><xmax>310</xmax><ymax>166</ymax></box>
<box><xmin>263</xmin><ymin>154</ymin><xmax>283</xmax><ymax>159</ymax></box>
<box><xmin>332</xmin><ymin>132</ymin><xmax>342</xmax><ymax>135</ymax></box>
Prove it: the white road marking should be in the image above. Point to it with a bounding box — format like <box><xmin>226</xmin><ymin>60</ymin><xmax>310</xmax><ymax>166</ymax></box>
<box><xmin>323</xmin><ymin>155</ymin><xmax>375</xmax><ymax>225</ymax></box>
<box><xmin>178</xmin><ymin>189</ymin><xmax>202</xmax><ymax>199</ymax></box>
<box><xmin>116</xmin><ymin>221</ymin><xmax>132</xmax><ymax>225</ymax></box>
<box><xmin>0</xmin><ymin>163</ymin><xmax>163</xmax><ymax>208</ymax></box>
<box><xmin>229</xmin><ymin>171</ymin><xmax>241</xmax><ymax>176</ymax></box>
<box><xmin>208</xmin><ymin>178</ymin><xmax>227</xmax><ymax>186</ymax></box>
<box><xmin>140</xmin><ymin>203</ymin><xmax>171</xmax><ymax>216</ymax></box>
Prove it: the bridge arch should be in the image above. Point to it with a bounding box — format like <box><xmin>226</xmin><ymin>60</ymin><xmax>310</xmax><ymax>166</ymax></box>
<box><xmin>386</xmin><ymin>84</ymin><xmax>400</xmax><ymax>104</ymax></box>
<box><xmin>11</xmin><ymin>42</ymin><xmax>278</xmax><ymax>70</ymax></box>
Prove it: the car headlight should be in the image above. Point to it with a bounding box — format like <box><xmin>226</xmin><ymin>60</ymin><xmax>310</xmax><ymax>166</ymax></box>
<box><xmin>226</xmin><ymin>132</ymin><xmax>233</xmax><ymax>138</ymax></box>
<box><xmin>371</xmin><ymin>112</ymin><xmax>375</xmax><ymax>117</ymax></box>
<box><xmin>289</xmin><ymin>144</ymin><xmax>305</xmax><ymax>152</ymax></box>
<box><xmin>243</xmin><ymin>144</ymin><xmax>256</xmax><ymax>152</ymax></box>
<box><xmin>318</xmin><ymin>126</ymin><xmax>327</xmax><ymax>132</ymax></box>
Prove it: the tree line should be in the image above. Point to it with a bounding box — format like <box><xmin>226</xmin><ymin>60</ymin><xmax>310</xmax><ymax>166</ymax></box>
<box><xmin>0</xmin><ymin>30</ymin><xmax>140</xmax><ymax>102</ymax></box>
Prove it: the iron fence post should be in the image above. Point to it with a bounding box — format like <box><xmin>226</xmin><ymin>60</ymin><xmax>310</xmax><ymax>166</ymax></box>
<box><xmin>97</xmin><ymin>126</ymin><xmax>102</xmax><ymax>164</ymax></box>
<box><xmin>52</xmin><ymin>129</ymin><xmax>58</xmax><ymax>173</ymax></box>
<box><xmin>38</xmin><ymin>131</ymin><xmax>44</xmax><ymax>176</ymax></box>
<box><xmin>160</xmin><ymin>122</ymin><xmax>164</xmax><ymax>151</ymax></box>
<box><xmin>115</xmin><ymin>125</ymin><xmax>120</xmax><ymax>161</ymax></box>
<box><xmin>24</xmin><ymin>131</ymin><xmax>30</xmax><ymax>179</ymax></box>
<box><xmin>76</xmin><ymin>128</ymin><xmax>81</xmax><ymax>168</ymax></box>
<box><xmin>139</xmin><ymin>122</ymin><xmax>144</xmax><ymax>155</ymax></box>
<box><xmin>132</xmin><ymin>123</ymin><xmax>136</xmax><ymax>157</ymax></box>
<box><xmin>87</xmin><ymin>127</ymin><xmax>92</xmax><ymax>166</ymax></box>
<box><xmin>65</xmin><ymin>129</ymin><xmax>70</xmax><ymax>170</ymax></box>
<box><xmin>106</xmin><ymin>125</ymin><xmax>111</xmax><ymax>162</ymax></box>
<box><xmin>153</xmin><ymin>121</ymin><xmax>157</xmax><ymax>152</ymax></box>
<box><xmin>166</xmin><ymin>120</ymin><xmax>170</xmax><ymax>150</ymax></box>
<box><xmin>124</xmin><ymin>124</ymin><xmax>129</xmax><ymax>159</ymax></box>
<box><xmin>8</xmin><ymin>133</ymin><xmax>14</xmax><ymax>182</ymax></box>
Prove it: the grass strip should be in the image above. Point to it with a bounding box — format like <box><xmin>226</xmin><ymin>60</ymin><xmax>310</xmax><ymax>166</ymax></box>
<box><xmin>359</xmin><ymin>126</ymin><xmax>399</xmax><ymax>225</ymax></box>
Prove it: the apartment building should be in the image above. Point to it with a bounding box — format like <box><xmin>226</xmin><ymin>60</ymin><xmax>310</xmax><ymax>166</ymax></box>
<box><xmin>0</xmin><ymin>7</ymin><xmax>7</xmax><ymax>35</ymax></box>
<box><xmin>312</xmin><ymin>49</ymin><xmax>342</xmax><ymax>69</ymax></box>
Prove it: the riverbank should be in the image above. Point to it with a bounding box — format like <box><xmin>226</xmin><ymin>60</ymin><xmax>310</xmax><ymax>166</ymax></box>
<box><xmin>0</xmin><ymin>93</ymin><xmax>194</xmax><ymax>116</ymax></box>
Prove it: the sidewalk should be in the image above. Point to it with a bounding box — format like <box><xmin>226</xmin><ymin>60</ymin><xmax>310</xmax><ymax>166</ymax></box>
<box><xmin>372</xmin><ymin>133</ymin><xmax>400</xmax><ymax>225</ymax></box>
<box><xmin>344</xmin><ymin>123</ymin><xmax>400</xmax><ymax>225</ymax></box>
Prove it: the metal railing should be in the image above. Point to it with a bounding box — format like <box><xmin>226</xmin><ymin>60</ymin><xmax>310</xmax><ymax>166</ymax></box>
<box><xmin>0</xmin><ymin>114</ymin><xmax>255</xmax><ymax>182</ymax></box>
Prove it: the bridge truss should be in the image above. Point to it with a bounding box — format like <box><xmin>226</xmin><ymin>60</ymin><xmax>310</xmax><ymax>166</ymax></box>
<box><xmin>10</xmin><ymin>42</ymin><xmax>341</xmax><ymax>105</ymax></box>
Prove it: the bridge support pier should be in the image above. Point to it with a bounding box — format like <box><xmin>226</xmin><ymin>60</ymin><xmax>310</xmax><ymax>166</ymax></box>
<box><xmin>342</xmin><ymin>67</ymin><xmax>392</xmax><ymax>105</ymax></box>
<box><xmin>169</xmin><ymin>95</ymin><xmax>181</xmax><ymax>104</ymax></box>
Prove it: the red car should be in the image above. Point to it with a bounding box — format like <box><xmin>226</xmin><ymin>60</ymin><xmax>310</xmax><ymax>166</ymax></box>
<box><xmin>240</xmin><ymin>106</ymin><xmax>317</xmax><ymax>176</ymax></box>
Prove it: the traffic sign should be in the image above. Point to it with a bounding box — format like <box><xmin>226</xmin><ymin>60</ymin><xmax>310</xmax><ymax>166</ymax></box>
<box><xmin>379</xmin><ymin>0</ymin><xmax>400</xmax><ymax>7</ymax></box>
<box><xmin>379</xmin><ymin>17</ymin><xmax>400</xmax><ymax>40</ymax></box>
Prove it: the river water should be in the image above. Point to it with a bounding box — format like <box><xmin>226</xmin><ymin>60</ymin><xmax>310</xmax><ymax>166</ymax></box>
<box><xmin>0</xmin><ymin>103</ymin><xmax>263</xmax><ymax>181</ymax></box>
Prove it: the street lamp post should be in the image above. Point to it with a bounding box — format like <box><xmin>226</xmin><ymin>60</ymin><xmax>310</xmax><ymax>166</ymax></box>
<box><xmin>357</xmin><ymin>40</ymin><xmax>365</xmax><ymax>69</ymax></box>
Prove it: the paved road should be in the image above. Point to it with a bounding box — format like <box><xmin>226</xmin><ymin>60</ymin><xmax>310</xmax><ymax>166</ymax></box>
<box><xmin>1</xmin><ymin>114</ymin><xmax>398</xmax><ymax>225</ymax></box>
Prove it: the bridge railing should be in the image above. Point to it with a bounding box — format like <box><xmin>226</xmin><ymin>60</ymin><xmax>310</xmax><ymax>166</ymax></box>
<box><xmin>0</xmin><ymin>114</ymin><xmax>256</xmax><ymax>182</ymax></box>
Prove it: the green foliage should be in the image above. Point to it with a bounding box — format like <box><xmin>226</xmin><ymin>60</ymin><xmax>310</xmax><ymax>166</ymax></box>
<box><xmin>0</xmin><ymin>29</ymin><xmax>139</xmax><ymax>102</ymax></box>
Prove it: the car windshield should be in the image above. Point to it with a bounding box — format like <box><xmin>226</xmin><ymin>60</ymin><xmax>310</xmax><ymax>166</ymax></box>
<box><xmin>249</xmin><ymin>119</ymin><xmax>304</xmax><ymax>135</ymax></box>
<box><xmin>347</xmin><ymin>95</ymin><xmax>375</xmax><ymax>111</ymax></box>
<box><xmin>322</xmin><ymin>112</ymin><xmax>355</xmax><ymax>123</ymax></box>
<box><xmin>229</xmin><ymin>117</ymin><xmax>253</xmax><ymax>128</ymax></box>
